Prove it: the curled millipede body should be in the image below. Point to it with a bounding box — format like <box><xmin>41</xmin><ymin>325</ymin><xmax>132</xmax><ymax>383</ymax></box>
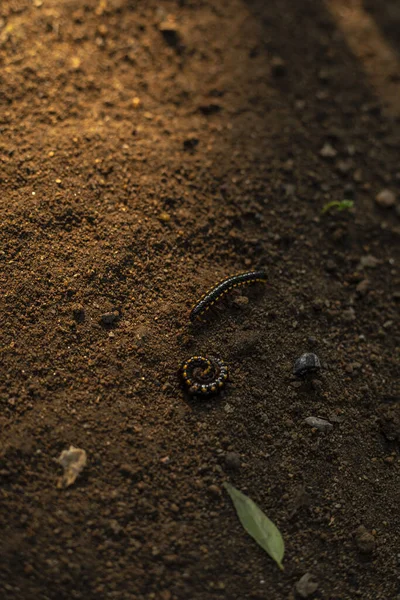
<box><xmin>180</xmin><ymin>355</ymin><xmax>228</xmax><ymax>396</ymax></box>
<box><xmin>190</xmin><ymin>270</ymin><xmax>267</xmax><ymax>322</ymax></box>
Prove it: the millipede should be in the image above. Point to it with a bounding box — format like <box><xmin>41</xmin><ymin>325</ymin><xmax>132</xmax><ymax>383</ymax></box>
<box><xmin>189</xmin><ymin>270</ymin><xmax>267</xmax><ymax>322</ymax></box>
<box><xmin>180</xmin><ymin>355</ymin><xmax>228</xmax><ymax>396</ymax></box>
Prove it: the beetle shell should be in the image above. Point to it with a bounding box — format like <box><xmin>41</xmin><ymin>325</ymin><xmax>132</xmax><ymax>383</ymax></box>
<box><xmin>293</xmin><ymin>353</ymin><xmax>321</xmax><ymax>377</ymax></box>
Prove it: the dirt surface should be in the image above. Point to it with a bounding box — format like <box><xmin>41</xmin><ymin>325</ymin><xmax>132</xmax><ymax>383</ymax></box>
<box><xmin>1</xmin><ymin>1</ymin><xmax>400</xmax><ymax>599</ymax></box>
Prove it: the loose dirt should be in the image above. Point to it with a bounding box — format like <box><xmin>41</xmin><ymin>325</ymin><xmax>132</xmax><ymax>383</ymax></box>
<box><xmin>1</xmin><ymin>1</ymin><xmax>399</xmax><ymax>599</ymax></box>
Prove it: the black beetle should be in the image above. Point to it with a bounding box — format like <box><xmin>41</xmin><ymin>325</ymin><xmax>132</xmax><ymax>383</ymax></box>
<box><xmin>293</xmin><ymin>353</ymin><xmax>321</xmax><ymax>378</ymax></box>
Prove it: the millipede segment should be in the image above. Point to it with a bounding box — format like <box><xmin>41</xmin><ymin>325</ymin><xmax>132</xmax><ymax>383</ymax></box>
<box><xmin>180</xmin><ymin>355</ymin><xmax>228</xmax><ymax>396</ymax></box>
<box><xmin>190</xmin><ymin>270</ymin><xmax>267</xmax><ymax>322</ymax></box>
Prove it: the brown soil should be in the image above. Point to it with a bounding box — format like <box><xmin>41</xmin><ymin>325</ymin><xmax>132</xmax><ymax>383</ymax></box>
<box><xmin>1</xmin><ymin>1</ymin><xmax>399</xmax><ymax>599</ymax></box>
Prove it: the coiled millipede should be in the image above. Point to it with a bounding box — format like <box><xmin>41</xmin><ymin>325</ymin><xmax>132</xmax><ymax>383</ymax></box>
<box><xmin>180</xmin><ymin>355</ymin><xmax>228</xmax><ymax>396</ymax></box>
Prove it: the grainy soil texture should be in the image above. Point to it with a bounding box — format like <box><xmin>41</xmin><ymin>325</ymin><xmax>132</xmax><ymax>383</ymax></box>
<box><xmin>1</xmin><ymin>1</ymin><xmax>400</xmax><ymax>599</ymax></box>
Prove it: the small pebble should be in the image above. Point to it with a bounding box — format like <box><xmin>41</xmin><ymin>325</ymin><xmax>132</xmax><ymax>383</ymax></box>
<box><xmin>208</xmin><ymin>484</ymin><xmax>221</xmax><ymax>497</ymax></box>
<box><xmin>356</xmin><ymin>279</ymin><xmax>370</xmax><ymax>296</ymax></box>
<box><xmin>320</xmin><ymin>143</ymin><xmax>337</xmax><ymax>158</ymax></box>
<box><xmin>100</xmin><ymin>311</ymin><xmax>119</xmax><ymax>325</ymax></box>
<box><xmin>72</xmin><ymin>303</ymin><xmax>85</xmax><ymax>322</ymax></box>
<box><xmin>183</xmin><ymin>137</ymin><xmax>199</xmax><ymax>151</ymax></box>
<box><xmin>358</xmin><ymin>255</ymin><xmax>379</xmax><ymax>269</ymax></box>
<box><xmin>224</xmin><ymin>452</ymin><xmax>241</xmax><ymax>470</ymax></box>
<box><xmin>270</xmin><ymin>56</ymin><xmax>286</xmax><ymax>76</ymax></box>
<box><xmin>304</xmin><ymin>416</ymin><xmax>333</xmax><ymax>433</ymax></box>
<box><xmin>375</xmin><ymin>189</ymin><xmax>396</xmax><ymax>208</ymax></box>
<box><xmin>232</xmin><ymin>295</ymin><xmax>249</xmax><ymax>308</ymax></box>
<box><xmin>325</xmin><ymin>259</ymin><xmax>336</xmax><ymax>273</ymax></box>
<box><xmin>293</xmin><ymin>353</ymin><xmax>321</xmax><ymax>377</ymax></box>
<box><xmin>342</xmin><ymin>307</ymin><xmax>356</xmax><ymax>322</ymax></box>
<box><xmin>355</xmin><ymin>525</ymin><xmax>375</xmax><ymax>554</ymax></box>
<box><xmin>109</xmin><ymin>519</ymin><xmax>122</xmax><ymax>535</ymax></box>
<box><xmin>159</xmin><ymin>18</ymin><xmax>181</xmax><ymax>48</ymax></box>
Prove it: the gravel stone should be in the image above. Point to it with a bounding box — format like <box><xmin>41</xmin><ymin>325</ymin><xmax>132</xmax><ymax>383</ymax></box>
<box><xmin>356</xmin><ymin>279</ymin><xmax>370</xmax><ymax>296</ymax></box>
<box><xmin>304</xmin><ymin>416</ymin><xmax>333</xmax><ymax>433</ymax></box>
<box><xmin>355</xmin><ymin>525</ymin><xmax>375</xmax><ymax>553</ymax></box>
<box><xmin>320</xmin><ymin>143</ymin><xmax>337</xmax><ymax>158</ymax></box>
<box><xmin>100</xmin><ymin>311</ymin><xmax>120</xmax><ymax>325</ymax></box>
<box><xmin>375</xmin><ymin>189</ymin><xmax>396</xmax><ymax>208</ymax></box>
<box><xmin>358</xmin><ymin>255</ymin><xmax>380</xmax><ymax>269</ymax></box>
<box><xmin>270</xmin><ymin>55</ymin><xmax>286</xmax><ymax>76</ymax></box>
<box><xmin>342</xmin><ymin>307</ymin><xmax>356</xmax><ymax>322</ymax></box>
<box><xmin>224</xmin><ymin>452</ymin><xmax>241</xmax><ymax>470</ymax></box>
<box><xmin>72</xmin><ymin>303</ymin><xmax>85</xmax><ymax>322</ymax></box>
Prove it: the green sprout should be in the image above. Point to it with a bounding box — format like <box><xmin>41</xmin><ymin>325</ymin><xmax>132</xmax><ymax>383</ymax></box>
<box><xmin>321</xmin><ymin>199</ymin><xmax>354</xmax><ymax>215</ymax></box>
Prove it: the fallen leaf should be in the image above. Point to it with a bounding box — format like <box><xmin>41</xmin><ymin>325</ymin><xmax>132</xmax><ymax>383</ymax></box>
<box><xmin>223</xmin><ymin>482</ymin><xmax>284</xmax><ymax>569</ymax></box>
<box><xmin>295</xmin><ymin>572</ymin><xmax>319</xmax><ymax>598</ymax></box>
<box><xmin>57</xmin><ymin>446</ymin><xmax>87</xmax><ymax>489</ymax></box>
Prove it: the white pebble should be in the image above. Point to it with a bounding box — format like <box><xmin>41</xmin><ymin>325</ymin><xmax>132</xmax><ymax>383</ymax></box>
<box><xmin>304</xmin><ymin>416</ymin><xmax>333</xmax><ymax>433</ymax></box>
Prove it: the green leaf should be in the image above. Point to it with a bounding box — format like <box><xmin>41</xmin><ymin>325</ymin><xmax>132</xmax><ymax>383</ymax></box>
<box><xmin>321</xmin><ymin>199</ymin><xmax>354</xmax><ymax>214</ymax></box>
<box><xmin>223</xmin><ymin>482</ymin><xmax>285</xmax><ymax>570</ymax></box>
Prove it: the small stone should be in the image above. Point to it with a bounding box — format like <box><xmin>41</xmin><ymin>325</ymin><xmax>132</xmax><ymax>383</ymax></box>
<box><xmin>159</xmin><ymin>212</ymin><xmax>171</xmax><ymax>222</ymax></box>
<box><xmin>159</xmin><ymin>18</ymin><xmax>182</xmax><ymax>48</ymax></box>
<box><xmin>325</xmin><ymin>259</ymin><xmax>336</xmax><ymax>272</ymax></box>
<box><xmin>224</xmin><ymin>452</ymin><xmax>241</xmax><ymax>470</ymax></box>
<box><xmin>355</xmin><ymin>525</ymin><xmax>375</xmax><ymax>554</ymax></box>
<box><xmin>336</xmin><ymin>159</ymin><xmax>352</xmax><ymax>174</ymax></box>
<box><xmin>356</xmin><ymin>279</ymin><xmax>370</xmax><ymax>296</ymax></box>
<box><xmin>320</xmin><ymin>143</ymin><xmax>337</xmax><ymax>158</ymax></box>
<box><xmin>293</xmin><ymin>353</ymin><xmax>321</xmax><ymax>378</ymax></box>
<box><xmin>295</xmin><ymin>572</ymin><xmax>319</xmax><ymax>598</ymax></box>
<box><xmin>208</xmin><ymin>484</ymin><xmax>221</xmax><ymax>497</ymax></box>
<box><xmin>72</xmin><ymin>303</ymin><xmax>85</xmax><ymax>322</ymax></box>
<box><xmin>232</xmin><ymin>295</ymin><xmax>249</xmax><ymax>308</ymax></box>
<box><xmin>375</xmin><ymin>189</ymin><xmax>396</xmax><ymax>208</ymax></box>
<box><xmin>304</xmin><ymin>417</ymin><xmax>333</xmax><ymax>433</ymax></box>
<box><xmin>108</xmin><ymin>519</ymin><xmax>122</xmax><ymax>535</ymax></box>
<box><xmin>318</xmin><ymin>68</ymin><xmax>330</xmax><ymax>82</ymax></box>
<box><xmin>132</xmin><ymin>96</ymin><xmax>141</xmax><ymax>108</ymax></box>
<box><xmin>342</xmin><ymin>307</ymin><xmax>356</xmax><ymax>322</ymax></box>
<box><xmin>100</xmin><ymin>311</ymin><xmax>119</xmax><ymax>325</ymax></box>
<box><xmin>284</xmin><ymin>183</ymin><xmax>296</xmax><ymax>196</ymax></box>
<box><xmin>312</xmin><ymin>298</ymin><xmax>324</xmax><ymax>311</ymax></box>
<box><xmin>119</xmin><ymin>464</ymin><xmax>136</xmax><ymax>477</ymax></box>
<box><xmin>271</xmin><ymin>56</ymin><xmax>286</xmax><ymax>76</ymax></box>
<box><xmin>358</xmin><ymin>255</ymin><xmax>379</xmax><ymax>269</ymax></box>
<box><xmin>183</xmin><ymin>137</ymin><xmax>199</xmax><ymax>151</ymax></box>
